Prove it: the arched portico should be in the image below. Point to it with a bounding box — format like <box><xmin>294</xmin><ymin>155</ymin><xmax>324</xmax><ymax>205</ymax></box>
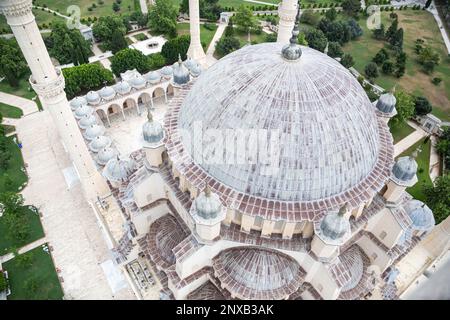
<box><xmin>138</xmin><ymin>92</ymin><xmax>153</xmax><ymax>111</ymax></box>
<box><xmin>123</xmin><ymin>98</ymin><xmax>138</xmax><ymax>117</ymax></box>
<box><xmin>153</xmin><ymin>87</ymin><xmax>167</xmax><ymax>103</ymax></box>
<box><xmin>96</xmin><ymin>108</ymin><xmax>110</xmax><ymax>127</ymax></box>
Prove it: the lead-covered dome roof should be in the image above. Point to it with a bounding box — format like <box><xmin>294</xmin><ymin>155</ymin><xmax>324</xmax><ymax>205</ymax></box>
<box><xmin>174</xmin><ymin>44</ymin><xmax>392</xmax><ymax>202</ymax></box>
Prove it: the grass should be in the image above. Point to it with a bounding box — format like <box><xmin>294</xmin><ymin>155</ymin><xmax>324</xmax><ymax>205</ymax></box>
<box><xmin>134</xmin><ymin>32</ymin><xmax>149</xmax><ymax>41</ymax></box>
<box><xmin>341</xmin><ymin>10</ymin><xmax>450</xmax><ymax>121</ymax></box>
<box><xmin>1</xmin><ymin>125</ymin><xmax>16</xmax><ymax>135</ymax></box>
<box><xmin>0</xmin><ymin>9</ymin><xmax>64</xmax><ymax>33</ymax></box>
<box><xmin>0</xmin><ymin>206</ymin><xmax>45</xmax><ymax>255</ymax></box>
<box><xmin>398</xmin><ymin>137</ymin><xmax>432</xmax><ymax>202</ymax></box>
<box><xmin>0</xmin><ymin>135</ymin><xmax>28</xmax><ymax>194</ymax></box>
<box><xmin>176</xmin><ymin>23</ymin><xmax>218</xmax><ymax>50</ymax></box>
<box><xmin>0</xmin><ymin>103</ymin><xmax>23</xmax><ymax>119</ymax></box>
<box><xmin>3</xmin><ymin>245</ymin><xmax>64</xmax><ymax>300</ymax></box>
<box><xmin>171</xmin><ymin>0</ymin><xmax>279</xmax><ymax>9</ymax></box>
<box><xmin>388</xmin><ymin>120</ymin><xmax>415</xmax><ymax>144</ymax></box>
<box><xmin>0</xmin><ymin>76</ymin><xmax>38</xmax><ymax>101</ymax></box>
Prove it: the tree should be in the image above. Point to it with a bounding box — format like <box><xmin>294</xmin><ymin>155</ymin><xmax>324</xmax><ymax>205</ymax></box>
<box><xmin>436</xmin><ymin>128</ymin><xmax>450</xmax><ymax>169</ymax></box>
<box><xmin>417</xmin><ymin>45</ymin><xmax>440</xmax><ymax>74</ymax></box>
<box><xmin>319</xmin><ymin>19</ymin><xmax>351</xmax><ymax>44</ymax></box>
<box><xmin>327</xmin><ymin>42</ymin><xmax>343</xmax><ymax>58</ymax></box>
<box><xmin>298</xmin><ymin>33</ymin><xmax>308</xmax><ymax>46</ymax></box>
<box><xmin>342</xmin><ymin>0</ymin><xmax>361</xmax><ymax>16</ymax></box>
<box><xmin>112</xmin><ymin>2</ymin><xmax>120</xmax><ymax>12</ymax></box>
<box><xmin>0</xmin><ymin>137</ymin><xmax>11</xmax><ymax>170</ymax></box>
<box><xmin>341</xmin><ymin>53</ymin><xmax>355</xmax><ymax>68</ymax></box>
<box><xmin>347</xmin><ymin>19</ymin><xmax>363</xmax><ymax>39</ymax></box>
<box><xmin>0</xmin><ymin>192</ymin><xmax>24</xmax><ymax>215</ymax></box>
<box><xmin>180</xmin><ymin>0</ymin><xmax>222</xmax><ymax>20</ymax></box>
<box><xmin>148</xmin><ymin>53</ymin><xmax>166</xmax><ymax>70</ymax></box>
<box><xmin>390</xmin><ymin>28</ymin><xmax>404</xmax><ymax>51</ymax></box>
<box><xmin>395</xmin><ymin>51</ymin><xmax>407</xmax><ymax>78</ymax></box>
<box><xmin>233</xmin><ymin>5</ymin><xmax>258</xmax><ymax>33</ymax></box>
<box><xmin>392</xmin><ymin>90</ymin><xmax>415</xmax><ymax>123</ymax></box>
<box><xmin>148</xmin><ymin>0</ymin><xmax>178</xmax><ymax>38</ymax></box>
<box><xmin>111</xmin><ymin>48</ymin><xmax>151</xmax><ymax>76</ymax></box>
<box><xmin>215</xmin><ymin>36</ymin><xmax>240</xmax><ymax>58</ymax></box>
<box><xmin>110</xmin><ymin>29</ymin><xmax>129</xmax><ymax>54</ymax></box>
<box><xmin>161</xmin><ymin>35</ymin><xmax>191</xmax><ymax>64</ymax></box>
<box><xmin>325</xmin><ymin>8</ymin><xmax>337</xmax><ymax>21</ymax></box>
<box><xmin>300</xmin><ymin>10</ymin><xmax>321</xmax><ymax>27</ymax></box>
<box><xmin>381</xmin><ymin>61</ymin><xmax>394</xmax><ymax>74</ymax></box>
<box><xmin>0</xmin><ymin>272</ymin><xmax>7</xmax><ymax>292</ymax></box>
<box><xmin>364</xmin><ymin>62</ymin><xmax>379</xmax><ymax>79</ymax></box>
<box><xmin>385</xmin><ymin>18</ymin><xmax>398</xmax><ymax>43</ymax></box>
<box><xmin>414</xmin><ymin>96</ymin><xmax>432</xmax><ymax>116</ymax></box>
<box><xmin>62</xmin><ymin>63</ymin><xmax>114</xmax><ymax>99</ymax></box>
<box><xmin>425</xmin><ymin>0</ymin><xmax>432</xmax><ymax>8</ymax></box>
<box><xmin>305</xmin><ymin>29</ymin><xmax>327</xmax><ymax>52</ymax></box>
<box><xmin>224</xmin><ymin>19</ymin><xmax>234</xmax><ymax>37</ymax></box>
<box><xmin>0</xmin><ymin>193</ymin><xmax>29</xmax><ymax>242</ymax></box>
<box><xmin>92</xmin><ymin>16</ymin><xmax>127</xmax><ymax>51</ymax></box>
<box><xmin>373</xmin><ymin>48</ymin><xmax>389</xmax><ymax>65</ymax></box>
<box><xmin>46</xmin><ymin>22</ymin><xmax>91</xmax><ymax>65</ymax></box>
<box><xmin>0</xmin><ymin>38</ymin><xmax>28</xmax><ymax>87</ymax></box>
<box><xmin>372</xmin><ymin>24</ymin><xmax>385</xmax><ymax>40</ymax></box>
<box><xmin>424</xmin><ymin>174</ymin><xmax>450</xmax><ymax>224</ymax></box>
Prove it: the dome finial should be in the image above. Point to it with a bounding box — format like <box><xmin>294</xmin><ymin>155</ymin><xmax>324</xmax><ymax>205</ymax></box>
<box><xmin>204</xmin><ymin>185</ymin><xmax>212</xmax><ymax>197</ymax></box>
<box><xmin>178</xmin><ymin>53</ymin><xmax>182</xmax><ymax>65</ymax></box>
<box><xmin>147</xmin><ymin>109</ymin><xmax>153</xmax><ymax>122</ymax></box>
<box><xmin>338</xmin><ymin>203</ymin><xmax>349</xmax><ymax>216</ymax></box>
<box><xmin>281</xmin><ymin>6</ymin><xmax>302</xmax><ymax>61</ymax></box>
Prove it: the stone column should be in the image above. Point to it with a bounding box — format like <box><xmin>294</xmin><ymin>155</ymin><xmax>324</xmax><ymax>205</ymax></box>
<box><xmin>187</xmin><ymin>0</ymin><xmax>206</xmax><ymax>60</ymax></box>
<box><xmin>0</xmin><ymin>0</ymin><xmax>109</xmax><ymax>200</ymax></box>
<box><xmin>277</xmin><ymin>0</ymin><xmax>298</xmax><ymax>44</ymax></box>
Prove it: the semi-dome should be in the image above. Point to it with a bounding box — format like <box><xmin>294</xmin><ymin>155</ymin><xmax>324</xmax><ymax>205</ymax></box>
<box><xmin>74</xmin><ymin>104</ymin><xmax>93</xmax><ymax>119</ymax></box>
<box><xmin>70</xmin><ymin>97</ymin><xmax>87</xmax><ymax>111</ymax></box>
<box><xmin>96</xmin><ymin>147</ymin><xmax>118</xmax><ymax>165</ymax></box>
<box><xmin>99</xmin><ymin>86</ymin><xmax>116</xmax><ymax>100</ymax></box>
<box><xmin>212</xmin><ymin>247</ymin><xmax>304</xmax><ymax>300</ymax></box>
<box><xmin>102</xmin><ymin>156</ymin><xmax>135</xmax><ymax>183</ymax></box>
<box><xmin>78</xmin><ymin>114</ymin><xmax>97</xmax><ymax>130</ymax></box>
<box><xmin>192</xmin><ymin>187</ymin><xmax>222</xmax><ymax>220</ymax></box>
<box><xmin>88</xmin><ymin>135</ymin><xmax>112</xmax><ymax>152</ymax></box>
<box><xmin>145</xmin><ymin>71</ymin><xmax>161</xmax><ymax>84</ymax></box>
<box><xmin>392</xmin><ymin>150</ymin><xmax>418</xmax><ymax>184</ymax></box>
<box><xmin>84</xmin><ymin>124</ymin><xmax>105</xmax><ymax>141</ymax></box>
<box><xmin>86</xmin><ymin>91</ymin><xmax>101</xmax><ymax>105</ymax></box>
<box><xmin>114</xmin><ymin>81</ymin><xmax>131</xmax><ymax>95</ymax></box>
<box><xmin>160</xmin><ymin>66</ymin><xmax>173</xmax><ymax>79</ymax></box>
<box><xmin>404</xmin><ymin>200</ymin><xmax>435</xmax><ymax>231</ymax></box>
<box><xmin>376</xmin><ymin>92</ymin><xmax>396</xmax><ymax>114</ymax></box>
<box><xmin>171</xmin><ymin>43</ymin><xmax>393</xmax><ymax>209</ymax></box>
<box><xmin>317</xmin><ymin>205</ymin><xmax>351</xmax><ymax>244</ymax></box>
<box><xmin>143</xmin><ymin>111</ymin><xmax>164</xmax><ymax>143</ymax></box>
<box><xmin>129</xmin><ymin>74</ymin><xmax>146</xmax><ymax>89</ymax></box>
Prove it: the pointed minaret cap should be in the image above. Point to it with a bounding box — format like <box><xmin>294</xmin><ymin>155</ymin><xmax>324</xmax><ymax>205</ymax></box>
<box><xmin>281</xmin><ymin>7</ymin><xmax>302</xmax><ymax>61</ymax></box>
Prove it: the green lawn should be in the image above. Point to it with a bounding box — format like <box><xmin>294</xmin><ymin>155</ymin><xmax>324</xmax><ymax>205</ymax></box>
<box><xmin>234</xmin><ymin>29</ymin><xmax>269</xmax><ymax>46</ymax></box>
<box><xmin>0</xmin><ymin>8</ymin><xmax>64</xmax><ymax>33</ymax></box>
<box><xmin>3</xmin><ymin>245</ymin><xmax>64</xmax><ymax>300</ymax></box>
<box><xmin>0</xmin><ymin>135</ymin><xmax>28</xmax><ymax>194</ymax></box>
<box><xmin>176</xmin><ymin>23</ymin><xmax>218</xmax><ymax>50</ymax></box>
<box><xmin>0</xmin><ymin>206</ymin><xmax>45</xmax><ymax>255</ymax></box>
<box><xmin>0</xmin><ymin>76</ymin><xmax>38</xmax><ymax>101</ymax></box>
<box><xmin>0</xmin><ymin>103</ymin><xmax>23</xmax><ymax>119</ymax></box>
<box><xmin>171</xmin><ymin>0</ymin><xmax>279</xmax><ymax>9</ymax></box>
<box><xmin>134</xmin><ymin>32</ymin><xmax>149</xmax><ymax>41</ymax></box>
<box><xmin>341</xmin><ymin>10</ymin><xmax>450</xmax><ymax>121</ymax></box>
<box><xmin>398</xmin><ymin>137</ymin><xmax>432</xmax><ymax>202</ymax></box>
<box><xmin>388</xmin><ymin>120</ymin><xmax>415</xmax><ymax>144</ymax></box>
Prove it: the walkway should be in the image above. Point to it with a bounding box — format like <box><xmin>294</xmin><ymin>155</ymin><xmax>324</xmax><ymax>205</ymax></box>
<box><xmin>0</xmin><ymin>92</ymin><xmax>38</xmax><ymax>116</ymax></box>
<box><xmin>428</xmin><ymin>2</ymin><xmax>450</xmax><ymax>54</ymax></box>
<box><xmin>90</xmin><ymin>43</ymin><xmax>113</xmax><ymax>71</ymax></box>
<box><xmin>244</xmin><ymin>0</ymin><xmax>279</xmax><ymax>6</ymax></box>
<box><xmin>429</xmin><ymin>135</ymin><xmax>440</xmax><ymax>181</ymax></box>
<box><xmin>140</xmin><ymin>0</ymin><xmax>148</xmax><ymax>14</ymax></box>
<box><xmin>16</xmin><ymin>111</ymin><xmax>135</xmax><ymax>300</ymax></box>
<box><xmin>0</xmin><ymin>237</ymin><xmax>48</xmax><ymax>264</ymax></box>
<box><xmin>393</xmin><ymin>121</ymin><xmax>428</xmax><ymax>157</ymax></box>
<box><xmin>206</xmin><ymin>23</ymin><xmax>227</xmax><ymax>57</ymax></box>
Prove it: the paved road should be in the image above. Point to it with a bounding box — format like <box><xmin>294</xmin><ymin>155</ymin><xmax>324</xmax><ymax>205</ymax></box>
<box><xmin>393</xmin><ymin>121</ymin><xmax>428</xmax><ymax>157</ymax></box>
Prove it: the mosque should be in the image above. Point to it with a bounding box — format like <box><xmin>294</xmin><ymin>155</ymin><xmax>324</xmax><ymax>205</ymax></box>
<box><xmin>0</xmin><ymin>0</ymin><xmax>447</xmax><ymax>300</ymax></box>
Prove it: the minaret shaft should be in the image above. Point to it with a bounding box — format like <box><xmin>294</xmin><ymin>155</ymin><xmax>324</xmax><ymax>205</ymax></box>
<box><xmin>187</xmin><ymin>0</ymin><xmax>205</xmax><ymax>60</ymax></box>
<box><xmin>0</xmin><ymin>0</ymin><xmax>109</xmax><ymax>200</ymax></box>
<box><xmin>277</xmin><ymin>0</ymin><xmax>298</xmax><ymax>44</ymax></box>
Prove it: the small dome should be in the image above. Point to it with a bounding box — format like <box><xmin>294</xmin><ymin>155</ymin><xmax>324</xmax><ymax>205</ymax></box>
<box><xmin>190</xmin><ymin>63</ymin><xmax>202</xmax><ymax>78</ymax></box>
<box><xmin>145</xmin><ymin>71</ymin><xmax>161</xmax><ymax>84</ymax></box>
<box><xmin>74</xmin><ymin>104</ymin><xmax>93</xmax><ymax>119</ymax></box>
<box><xmin>114</xmin><ymin>81</ymin><xmax>131</xmax><ymax>95</ymax></box>
<box><xmin>78</xmin><ymin>114</ymin><xmax>97</xmax><ymax>130</ymax></box>
<box><xmin>193</xmin><ymin>187</ymin><xmax>222</xmax><ymax>220</ymax></box>
<box><xmin>393</xmin><ymin>151</ymin><xmax>418</xmax><ymax>183</ymax></box>
<box><xmin>173</xmin><ymin>56</ymin><xmax>190</xmax><ymax>85</ymax></box>
<box><xmin>404</xmin><ymin>200</ymin><xmax>435</xmax><ymax>231</ymax></box>
<box><xmin>319</xmin><ymin>205</ymin><xmax>351</xmax><ymax>243</ymax></box>
<box><xmin>88</xmin><ymin>135</ymin><xmax>112</xmax><ymax>153</ymax></box>
<box><xmin>70</xmin><ymin>97</ymin><xmax>87</xmax><ymax>111</ymax></box>
<box><xmin>99</xmin><ymin>86</ymin><xmax>116</xmax><ymax>100</ymax></box>
<box><xmin>86</xmin><ymin>91</ymin><xmax>101</xmax><ymax>105</ymax></box>
<box><xmin>102</xmin><ymin>156</ymin><xmax>135</xmax><ymax>183</ymax></box>
<box><xmin>160</xmin><ymin>66</ymin><xmax>173</xmax><ymax>78</ymax></box>
<box><xmin>129</xmin><ymin>74</ymin><xmax>146</xmax><ymax>89</ymax></box>
<box><xmin>96</xmin><ymin>147</ymin><xmax>118</xmax><ymax>165</ymax></box>
<box><xmin>183</xmin><ymin>57</ymin><xmax>197</xmax><ymax>70</ymax></box>
<box><xmin>143</xmin><ymin>111</ymin><xmax>164</xmax><ymax>143</ymax></box>
<box><xmin>84</xmin><ymin>124</ymin><xmax>105</xmax><ymax>141</ymax></box>
<box><xmin>376</xmin><ymin>92</ymin><xmax>396</xmax><ymax>114</ymax></box>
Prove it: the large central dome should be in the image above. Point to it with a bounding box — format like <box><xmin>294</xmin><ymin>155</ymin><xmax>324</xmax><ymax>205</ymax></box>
<box><xmin>178</xmin><ymin>43</ymin><xmax>383</xmax><ymax>202</ymax></box>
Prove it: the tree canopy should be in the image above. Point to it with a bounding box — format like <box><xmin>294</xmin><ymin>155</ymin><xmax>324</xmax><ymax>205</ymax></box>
<box><xmin>161</xmin><ymin>35</ymin><xmax>191</xmax><ymax>64</ymax></box>
<box><xmin>233</xmin><ymin>5</ymin><xmax>258</xmax><ymax>33</ymax></box>
<box><xmin>342</xmin><ymin>0</ymin><xmax>361</xmax><ymax>16</ymax></box>
<box><xmin>305</xmin><ymin>28</ymin><xmax>327</xmax><ymax>52</ymax></box>
<box><xmin>92</xmin><ymin>16</ymin><xmax>127</xmax><ymax>51</ymax></box>
<box><xmin>216</xmin><ymin>36</ymin><xmax>240</xmax><ymax>58</ymax></box>
<box><xmin>392</xmin><ymin>90</ymin><xmax>415</xmax><ymax>123</ymax></box>
<box><xmin>180</xmin><ymin>0</ymin><xmax>222</xmax><ymax>20</ymax></box>
<box><xmin>111</xmin><ymin>48</ymin><xmax>151</xmax><ymax>77</ymax></box>
<box><xmin>424</xmin><ymin>174</ymin><xmax>450</xmax><ymax>224</ymax></box>
<box><xmin>148</xmin><ymin>0</ymin><xmax>178</xmax><ymax>38</ymax></box>
<box><xmin>0</xmin><ymin>38</ymin><xmax>28</xmax><ymax>87</ymax></box>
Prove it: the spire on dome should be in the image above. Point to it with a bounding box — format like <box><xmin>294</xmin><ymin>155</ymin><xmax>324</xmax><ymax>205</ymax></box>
<box><xmin>147</xmin><ymin>109</ymin><xmax>153</xmax><ymax>122</ymax></box>
<box><xmin>281</xmin><ymin>7</ymin><xmax>302</xmax><ymax>61</ymax></box>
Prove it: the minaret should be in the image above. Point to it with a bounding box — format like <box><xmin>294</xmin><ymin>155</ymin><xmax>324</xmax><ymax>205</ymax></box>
<box><xmin>0</xmin><ymin>0</ymin><xmax>109</xmax><ymax>201</ymax></box>
<box><xmin>277</xmin><ymin>0</ymin><xmax>299</xmax><ymax>44</ymax></box>
<box><xmin>187</xmin><ymin>0</ymin><xmax>205</xmax><ymax>60</ymax></box>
